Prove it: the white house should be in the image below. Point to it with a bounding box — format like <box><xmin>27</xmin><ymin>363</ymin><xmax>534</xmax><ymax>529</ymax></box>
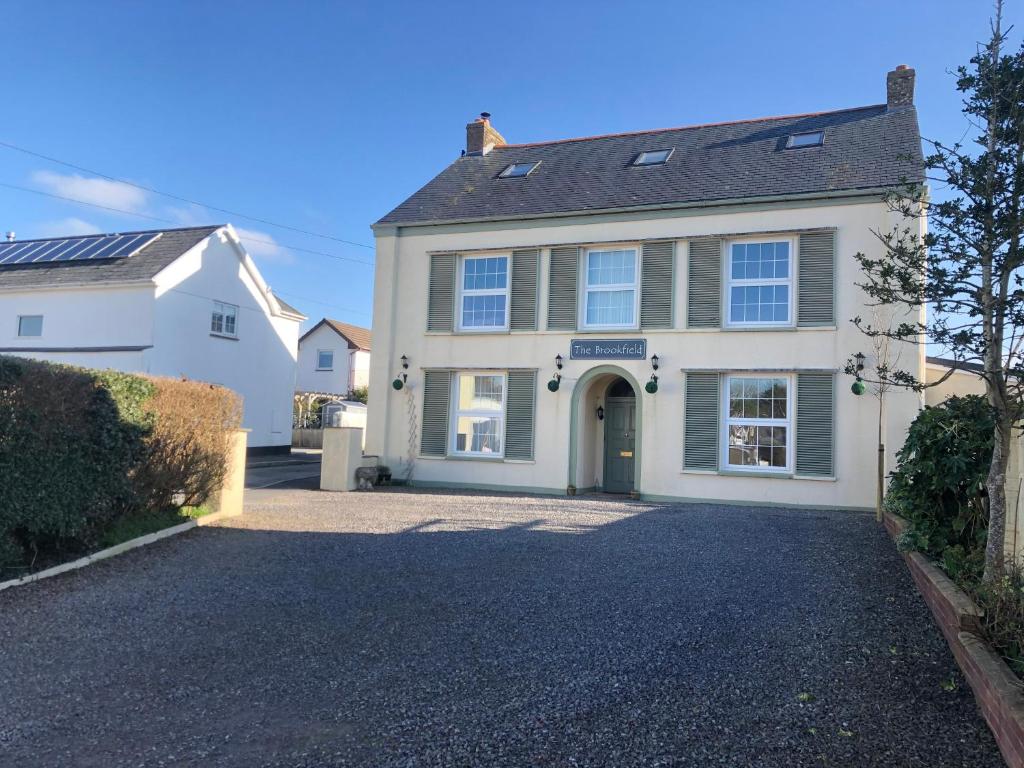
<box><xmin>366</xmin><ymin>66</ymin><xmax>927</xmax><ymax>510</ymax></box>
<box><xmin>0</xmin><ymin>224</ymin><xmax>305</xmax><ymax>453</ymax></box>
<box><xmin>296</xmin><ymin>318</ymin><xmax>371</xmax><ymax>396</ymax></box>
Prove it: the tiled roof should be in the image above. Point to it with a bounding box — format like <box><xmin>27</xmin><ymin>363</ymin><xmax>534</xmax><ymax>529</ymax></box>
<box><xmin>0</xmin><ymin>225</ymin><xmax>221</xmax><ymax>290</ymax></box>
<box><xmin>301</xmin><ymin>318</ymin><xmax>371</xmax><ymax>350</ymax></box>
<box><xmin>376</xmin><ymin>104</ymin><xmax>924</xmax><ymax>226</ymax></box>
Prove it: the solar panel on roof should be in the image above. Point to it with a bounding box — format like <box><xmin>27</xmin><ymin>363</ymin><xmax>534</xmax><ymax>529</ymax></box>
<box><xmin>0</xmin><ymin>232</ymin><xmax>161</xmax><ymax>266</ymax></box>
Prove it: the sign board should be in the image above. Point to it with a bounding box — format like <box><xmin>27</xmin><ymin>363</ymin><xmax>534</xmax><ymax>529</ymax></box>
<box><xmin>569</xmin><ymin>338</ymin><xmax>647</xmax><ymax>360</ymax></box>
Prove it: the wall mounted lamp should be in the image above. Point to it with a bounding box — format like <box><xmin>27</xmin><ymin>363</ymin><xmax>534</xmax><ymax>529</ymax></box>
<box><xmin>851</xmin><ymin>352</ymin><xmax>866</xmax><ymax>395</ymax></box>
<box><xmin>651</xmin><ymin>354</ymin><xmax>660</xmax><ymax>371</ymax></box>
<box><xmin>596</xmin><ymin>405</ymin><xmax>605</xmax><ymax>421</ymax></box>
<box><xmin>392</xmin><ymin>354</ymin><xmax>410</xmax><ymax>390</ymax></box>
<box><xmin>555</xmin><ymin>354</ymin><xmax>563</xmax><ymax>370</ymax></box>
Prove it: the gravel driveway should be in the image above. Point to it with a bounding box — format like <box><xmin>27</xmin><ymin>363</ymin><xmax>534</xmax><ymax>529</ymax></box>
<box><xmin>0</xmin><ymin>489</ymin><xmax>1004</xmax><ymax>767</ymax></box>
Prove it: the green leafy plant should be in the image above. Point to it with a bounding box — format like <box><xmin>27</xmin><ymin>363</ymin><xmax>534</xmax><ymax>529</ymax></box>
<box><xmin>974</xmin><ymin>567</ymin><xmax>1024</xmax><ymax>677</ymax></box>
<box><xmin>346</xmin><ymin>385</ymin><xmax>368</xmax><ymax>404</ymax></box>
<box><xmin>885</xmin><ymin>395</ymin><xmax>994</xmax><ymax>582</ymax></box>
<box><xmin>0</xmin><ymin>355</ymin><xmax>240</xmax><ymax>575</ymax></box>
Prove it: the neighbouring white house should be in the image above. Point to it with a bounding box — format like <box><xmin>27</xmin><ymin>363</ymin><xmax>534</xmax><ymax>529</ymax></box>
<box><xmin>366</xmin><ymin>65</ymin><xmax>928</xmax><ymax>510</ymax></box>
<box><xmin>0</xmin><ymin>224</ymin><xmax>305</xmax><ymax>453</ymax></box>
<box><xmin>296</xmin><ymin>318</ymin><xmax>371</xmax><ymax>396</ymax></box>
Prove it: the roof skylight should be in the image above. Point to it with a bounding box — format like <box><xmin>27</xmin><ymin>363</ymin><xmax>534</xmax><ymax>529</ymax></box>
<box><xmin>499</xmin><ymin>161</ymin><xmax>539</xmax><ymax>178</ymax></box>
<box><xmin>633</xmin><ymin>149</ymin><xmax>673</xmax><ymax>166</ymax></box>
<box><xmin>786</xmin><ymin>131</ymin><xmax>824</xmax><ymax>149</ymax></box>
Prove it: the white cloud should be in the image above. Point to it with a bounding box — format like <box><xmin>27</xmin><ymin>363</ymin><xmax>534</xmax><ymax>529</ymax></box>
<box><xmin>30</xmin><ymin>170</ymin><xmax>148</xmax><ymax>213</ymax></box>
<box><xmin>233</xmin><ymin>227</ymin><xmax>295</xmax><ymax>265</ymax></box>
<box><xmin>33</xmin><ymin>217</ymin><xmax>103</xmax><ymax>238</ymax></box>
<box><xmin>165</xmin><ymin>203</ymin><xmax>215</xmax><ymax>227</ymax></box>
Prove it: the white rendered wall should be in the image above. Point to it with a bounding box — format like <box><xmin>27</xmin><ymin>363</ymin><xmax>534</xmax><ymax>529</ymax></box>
<box><xmin>351</xmin><ymin>349</ymin><xmax>371</xmax><ymax>389</ymax></box>
<box><xmin>367</xmin><ymin>198</ymin><xmax>925</xmax><ymax>510</ymax></box>
<box><xmin>296</xmin><ymin>324</ymin><xmax>352</xmax><ymax>395</ymax></box>
<box><xmin>151</xmin><ymin>232</ymin><xmax>299</xmax><ymax>448</ymax></box>
<box><xmin>0</xmin><ymin>284</ymin><xmax>155</xmax><ymax>355</ymax></box>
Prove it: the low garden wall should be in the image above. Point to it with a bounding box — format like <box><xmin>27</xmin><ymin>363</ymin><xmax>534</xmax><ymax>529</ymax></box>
<box><xmin>886</xmin><ymin>511</ymin><xmax>1024</xmax><ymax>767</ymax></box>
<box><xmin>0</xmin><ymin>355</ymin><xmax>242</xmax><ymax>578</ymax></box>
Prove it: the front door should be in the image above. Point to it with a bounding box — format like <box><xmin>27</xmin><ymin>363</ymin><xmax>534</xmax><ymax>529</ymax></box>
<box><xmin>603</xmin><ymin>398</ymin><xmax>636</xmax><ymax>493</ymax></box>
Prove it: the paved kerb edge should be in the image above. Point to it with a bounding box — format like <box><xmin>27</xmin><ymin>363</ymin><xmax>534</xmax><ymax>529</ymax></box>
<box><xmin>0</xmin><ymin>508</ymin><xmax>242</xmax><ymax>593</ymax></box>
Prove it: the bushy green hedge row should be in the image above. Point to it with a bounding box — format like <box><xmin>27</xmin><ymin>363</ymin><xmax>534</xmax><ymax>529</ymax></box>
<box><xmin>888</xmin><ymin>395</ymin><xmax>994</xmax><ymax>582</ymax></box>
<box><xmin>0</xmin><ymin>355</ymin><xmax>241</xmax><ymax>574</ymax></box>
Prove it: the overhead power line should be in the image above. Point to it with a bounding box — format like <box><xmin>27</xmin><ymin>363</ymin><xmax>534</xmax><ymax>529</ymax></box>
<box><xmin>0</xmin><ymin>138</ymin><xmax>374</xmax><ymax>249</ymax></box>
<box><xmin>0</xmin><ymin>181</ymin><xmax>374</xmax><ymax>267</ymax></box>
<box><xmin>0</xmin><ymin>181</ymin><xmax>175</xmax><ymax>224</ymax></box>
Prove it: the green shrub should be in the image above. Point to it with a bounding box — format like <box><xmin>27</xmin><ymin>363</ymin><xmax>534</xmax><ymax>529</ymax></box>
<box><xmin>885</xmin><ymin>395</ymin><xmax>994</xmax><ymax>582</ymax></box>
<box><xmin>0</xmin><ymin>355</ymin><xmax>240</xmax><ymax>574</ymax></box>
<box><xmin>347</xmin><ymin>385</ymin><xmax>369</xmax><ymax>404</ymax></box>
<box><xmin>974</xmin><ymin>568</ymin><xmax>1024</xmax><ymax>677</ymax></box>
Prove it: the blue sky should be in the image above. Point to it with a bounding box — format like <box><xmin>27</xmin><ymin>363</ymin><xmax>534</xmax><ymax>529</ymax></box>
<box><xmin>0</xmin><ymin>0</ymin><xmax>1010</xmax><ymax>331</ymax></box>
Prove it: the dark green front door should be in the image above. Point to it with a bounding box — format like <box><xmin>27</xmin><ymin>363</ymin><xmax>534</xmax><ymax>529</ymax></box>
<box><xmin>603</xmin><ymin>398</ymin><xmax>636</xmax><ymax>494</ymax></box>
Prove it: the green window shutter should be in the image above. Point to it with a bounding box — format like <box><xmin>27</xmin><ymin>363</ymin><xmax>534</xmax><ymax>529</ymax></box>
<box><xmin>795</xmin><ymin>373</ymin><xmax>835</xmax><ymax>477</ymax></box>
<box><xmin>420</xmin><ymin>370</ymin><xmax>452</xmax><ymax>457</ymax></box>
<box><xmin>510</xmin><ymin>249</ymin><xmax>540</xmax><ymax>331</ymax></box>
<box><xmin>640</xmin><ymin>241</ymin><xmax>674</xmax><ymax>329</ymax></box>
<box><xmin>684</xmin><ymin>372</ymin><xmax>720</xmax><ymax>471</ymax></box>
<box><xmin>504</xmin><ymin>370</ymin><xmax>537</xmax><ymax>460</ymax></box>
<box><xmin>427</xmin><ymin>253</ymin><xmax>456</xmax><ymax>332</ymax></box>
<box><xmin>797</xmin><ymin>232</ymin><xmax>836</xmax><ymax>327</ymax></box>
<box><xmin>547</xmin><ymin>246</ymin><xmax>579</xmax><ymax>330</ymax></box>
<box><xmin>687</xmin><ymin>238</ymin><xmax>722</xmax><ymax>328</ymax></box>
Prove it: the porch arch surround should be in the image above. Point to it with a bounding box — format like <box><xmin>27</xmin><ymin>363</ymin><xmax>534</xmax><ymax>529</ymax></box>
<box><xmin>567</xmin><ymin>364</ymin><xmax>644</xmax><ymax>494</ymax></box>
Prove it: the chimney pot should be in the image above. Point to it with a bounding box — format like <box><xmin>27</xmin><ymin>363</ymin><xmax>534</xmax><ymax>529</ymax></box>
<box><xmin>465</xmin><ymin>112</ymin><xmax>507</xmax><ymax>155</ymax></box>
<box><xmin>887</xmin><ymin>65</ymin><xmax>915</xmax><ymax>108</ymax></box>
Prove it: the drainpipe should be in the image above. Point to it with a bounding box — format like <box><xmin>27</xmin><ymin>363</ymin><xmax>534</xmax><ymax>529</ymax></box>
<box><xmin>380</xmin><ymin>234</ymin><xmax>401</xmax><ymax>465</ymax></box>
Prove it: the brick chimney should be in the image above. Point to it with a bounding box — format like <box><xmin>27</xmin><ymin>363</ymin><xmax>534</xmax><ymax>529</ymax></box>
<box><xmin>466</xmin><ymin>112</ymin><xmax>506</xmax><ymax>155</ymax></box>
<box><xmin>887</xmin><ymin>64</ymin><xmax>915</xmax><ymax>108</ymax></box>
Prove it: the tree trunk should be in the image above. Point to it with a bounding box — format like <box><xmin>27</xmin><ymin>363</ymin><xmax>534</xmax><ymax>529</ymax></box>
<box><xmin>984</xmin><ymin>417</ymin><xmax>1013</xmax><ymax>582</ymax></box>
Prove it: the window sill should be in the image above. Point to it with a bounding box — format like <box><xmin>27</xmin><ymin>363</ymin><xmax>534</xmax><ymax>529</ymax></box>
<box><xmin>573</xmin><ymin>327</ymin><xmax>642</xmax><ymax>334</ymax></box>
<box><xmin>417</xmin><ymin>454</ymin><xmax>534</xmax><ymax>465</ymax></box>
<box><xmin>681</xmin><ymin>469</ymin><xmax>792</xmax><ymax>480</ymax></box>
<box><xmin>718</xmin><ymin>469</ymin><xmax>793</xmax><ymax>479</ymax></box>
<box><xmin>681</xmin><ymin>469</ymin><xmax>837</xmax><ymax>482</ymax></box>
<box><xmin>446</xmin><ymin>454</ymin><xmax>506</xmax><ymax>462</ymax></box>
<box><xmin>315</xmin><ymin>369</ymin><xmax>334</xmax><ymax>372</ymax></box>
<box><xmin>210</xmin><ymin>333</ymin><xmax>238</xmax><ymax>341</ymax></box>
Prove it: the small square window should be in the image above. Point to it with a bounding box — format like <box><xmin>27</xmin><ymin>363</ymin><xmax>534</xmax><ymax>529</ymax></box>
<box><xmin>17</xmin><ymin>315</ymin><xmax>43</xmax><ymax>337</ymax></box>
<box><xmin>634</xmin><ymin>149</ymin><xmax>673</xmax><ymax>166</ymax></box>
<box><xmin>786</xmin><ymin>131</ymin><xmax>824</xmax><ymax>149</ymax></box>
<box><xmin>498</xmin><ymin>162</ymin><xmax>539</xmax><ymax>178</ymax></box>
<box><xmin>317</xmin><ymin>350</ymin><xmax>334</xmax><ymax>370</ymax></box>
<box><xmin>211</xmin><ymin>301</ymin><xmax>238</xmax><ymax>337</ymax></box>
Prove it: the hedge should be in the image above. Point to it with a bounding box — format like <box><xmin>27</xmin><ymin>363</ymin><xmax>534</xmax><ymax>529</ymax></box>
<box><xmin>0</xmin><ymin>355</ymin><xmax>241</xmax><ymax>573</ymax></box>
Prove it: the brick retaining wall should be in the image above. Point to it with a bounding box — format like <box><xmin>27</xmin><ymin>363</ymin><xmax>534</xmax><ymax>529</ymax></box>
<box><xmin>885</xmin><ymin>511</ymin><xmax>1024</xmax><ymax>767</ymax></box>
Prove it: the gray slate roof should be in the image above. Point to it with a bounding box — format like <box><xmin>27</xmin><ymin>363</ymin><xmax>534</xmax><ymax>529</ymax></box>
<box><xmin>274</xmin><ymin>294</ymin><xmax>303</xmax><ymax>316</ymax></box>
<box><xmin>0</xmin><ymin>225</ymin><xmax>220</xmax><ymax>290</ymax></box>
<box><xmin>376</xmin><ymin>104</ymin><xmax>923</xmax><ymax>227</ymax></box>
